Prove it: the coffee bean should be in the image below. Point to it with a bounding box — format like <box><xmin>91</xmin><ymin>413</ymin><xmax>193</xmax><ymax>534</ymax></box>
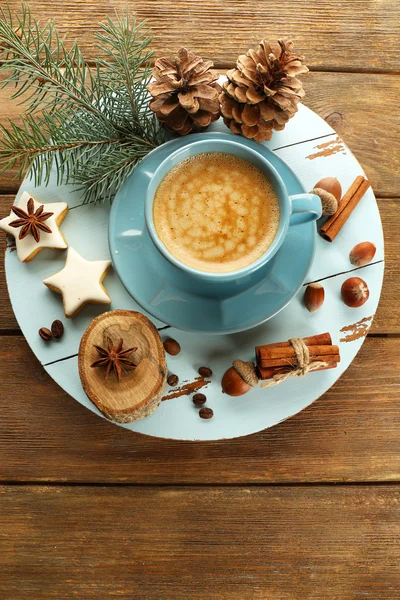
<box><xmin>51</xmin><ymin>319</ymin><xmax>64</xmax><ymax>339</ymax></box>
<box><xmin>199</xmin><ymin>407</ymin><xmax>214</xmax><ymax>419</ymax></box>
<box><xmin>198</xmin><ymin>366</ymin><xmax>212</xmax><ymax>378</ymax></box>
<box><xmin>167</xmin><ymin>373</ymin><xmax>179</xmax><ymax>386</ymax></box>
<box><xmin>39</xmin><ymin>327</ymin><xmax>52</xmax><ymax>341</ymax></box>
<box><xmin>193</xmin><ymin>393</ymin><xmax>207</xmax><ymax>406</ymax></box>
<box><xmin>163</xmin><ymin>338</ymin><xmax>181</xmax><ymax>356</ymax></box>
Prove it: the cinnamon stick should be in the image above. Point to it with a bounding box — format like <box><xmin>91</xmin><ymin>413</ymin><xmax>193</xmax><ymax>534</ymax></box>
<box><xmin>257</xmin><ymin>344</ymin><xmax>340</xmax><ymax>368</ymax></box>
<box><xmin>257</xmin><ymin>362</ymin><xmax>337</xmax><ymax>381</ymax></box>
<box><xmin>319</xmin><ymin>176</ymin><xmax>371</xmax><ymax>242</ymax></box>
<box><xmin>255</xmin><ymin>332</ymin><xmax>331</xmax><ymax>363</ymax></box>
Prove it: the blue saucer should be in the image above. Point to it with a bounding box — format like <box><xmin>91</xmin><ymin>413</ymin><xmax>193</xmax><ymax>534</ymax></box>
<box><xmin>109</xmin><ymin>133</ymin><xmax>316</xmax><ymax>334</ymax></box>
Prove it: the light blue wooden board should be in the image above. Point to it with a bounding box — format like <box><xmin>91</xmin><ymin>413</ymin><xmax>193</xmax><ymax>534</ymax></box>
<box><xmin>4</xmin><ymin>103</ymin><xmax>385</xmax><ymax>440</ymax></box>
<box><xmin>46</xmin><ymin>261</ymin><xmax>383</xmax><ymax>440</ymax></box>
<box><xmin>275</xmin><ymin>136</ymin><xmax>384</xmax><ymax>282</ymax></box>
<box><xmin>5</xmin><ymin>202</ymin><xmax>165</xmax><ymax>364</ymax></box>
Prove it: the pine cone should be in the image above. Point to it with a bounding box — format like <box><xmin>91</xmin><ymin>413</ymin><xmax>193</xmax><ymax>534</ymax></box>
<box><xmin>148</xmin><ymin>48</ymin><xmax>221</xmax><ymax>135</ymax></box>
<box><xmin>220</xmin><ymin>40</ymin><xmax>308</xmax><ymax>143</ymax></box>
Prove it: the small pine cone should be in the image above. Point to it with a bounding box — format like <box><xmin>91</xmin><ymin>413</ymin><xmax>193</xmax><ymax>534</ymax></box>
<box><xmin>220</xmin><ymin>40</ymin><xmax>308</xmax><ymax>143</ymax></box>
<box><xmin>147</xmin><ymin>48</ymin><xmax>222</xmax><ymax>135</ymax></box>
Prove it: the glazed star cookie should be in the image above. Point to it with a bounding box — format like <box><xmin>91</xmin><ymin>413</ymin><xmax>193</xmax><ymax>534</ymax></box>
<box><xmin>43</xmin><ymin>247</ymin><xmax>112</xmax><ymax>318</ymax></box>
<box><xmin>0</xmin><ymin>191</ymin><xmax>68</xmax><ymax>262</ymax></box>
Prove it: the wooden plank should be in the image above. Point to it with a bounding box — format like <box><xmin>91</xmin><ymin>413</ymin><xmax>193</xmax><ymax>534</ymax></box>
<box><xmin>0</xmin><ymin>335</ymin><xmax>399</xmax><ymax>483</ymax></box>
<box><xmin>372</xmin><ymin>198</ymin><xmax>400</xmax><ymax>333</ymax></box>
<box><xmin>1</xmin><ymin>194</ymin><xmax>396</xmax><ymax>334</ymax></box>
<box><xmin>303</xmin><ymin>72</ymin><xmax>400</xmax><ymax>199</ymax></box>
<box><xmin>0</xmin><ymin>166</ymin><xmax>20</xmax><ymax>193</ymax></box>
<box><xmin>1</xmin><ymin>72</ymin><xmax>399</xmax><ymax>196</ymax></box>
<box><xmin>3</xmin><ymin>0</ymin><xmax>399</xmax><ymax>71</ymax></box>
<box><xmin>0</xmin><ymin>484</ymin><xmax>399</xmax><ymax>599</ymax></box>
<box><xmin>0</xmin><ymin>76</ymin><xmax>23</xmax><ymax>191</ymax></box>
<box><xmin>0</xmin><ymin>196</ymin><xmax>18</xmax><ymax>329</ymax></box>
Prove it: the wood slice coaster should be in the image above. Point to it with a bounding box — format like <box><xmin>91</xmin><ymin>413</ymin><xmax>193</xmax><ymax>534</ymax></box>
<box><xmin>78</xmin><ymin>310</ymin><xmax>167</xmax><ymax>423</ymax></box>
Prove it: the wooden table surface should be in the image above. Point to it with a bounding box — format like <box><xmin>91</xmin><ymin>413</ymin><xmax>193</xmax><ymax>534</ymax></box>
<box><xmin>1</xmin><ymin>2</ymin><xmax>399</xmax><ymax>598</ymax></box>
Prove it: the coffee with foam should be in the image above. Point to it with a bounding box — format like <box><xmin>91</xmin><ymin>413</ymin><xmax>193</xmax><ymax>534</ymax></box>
<box><xmin>153</xmin><ymin>152</ymin><xmax>280</xmax><ymax>273</ymax></box>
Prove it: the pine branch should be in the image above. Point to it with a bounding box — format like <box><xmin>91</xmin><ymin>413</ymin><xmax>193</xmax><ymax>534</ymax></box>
<box><xmin>0</xmin><ymin>5</ymin><xmax>99</xmax><ymax>116</ymax></box>
<box><xmin>96</xmin><ymin>14</ymin><xmax>153</xmax><ymax>120</ymax></box>
<box><xmin>0</xmin><ymin>3</ymin><xmax>165</xmax><ymax>204</ymax></box>
<box><xmin>72</xmin><ymin>143</ymin><xmax>153</xmax><ymax>205</ymax></box>
<box><xmin>0</xmin><ymin>109</ymin><xmax>125</xmax><ymax>186</ymax></box>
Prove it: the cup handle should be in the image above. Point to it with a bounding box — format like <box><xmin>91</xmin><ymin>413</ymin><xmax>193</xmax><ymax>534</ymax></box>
<box><xmin>289</xmin><ymin>193</ymin><xmax>322</xmax><ymax>226</ymax></box>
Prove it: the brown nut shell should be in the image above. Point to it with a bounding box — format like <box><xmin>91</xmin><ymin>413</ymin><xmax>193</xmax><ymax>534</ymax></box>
<box><xmin>341</xmin><ymin>277</ymin><xmax>369</xmax><ymax>307</ymax></box>
<box><xmin>304</xmin><ymin>282</ymin><xmax>325</xmax><ymax>312</ymax></box>
<box><xmin>221</xmin><ymin>366</ymin><xmax>251</xmax><ymax>396</ymax></box>
<box><xmin>314</xmin><ymin>177</ymin><xmax>342</xmax><ymax>202</ymax></box>
<box><xmin>349</xmin><ymin>242</ymin><xmax>376</xmax><ymax>267</ymax></box>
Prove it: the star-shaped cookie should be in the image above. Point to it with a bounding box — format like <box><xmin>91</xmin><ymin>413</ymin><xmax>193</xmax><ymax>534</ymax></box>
<box><xmin>43</xmin><ymin>247</ymin><xmax>112</xmax><ymax>318</ymax></box>
<box><xmin>0</xmin><ymin>191</ymin><xmax>68</xmax><ymax>262</ymax></box>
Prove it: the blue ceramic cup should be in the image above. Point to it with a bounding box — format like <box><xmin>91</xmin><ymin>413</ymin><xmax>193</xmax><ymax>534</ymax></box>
<box><xmin>145</xmin><ymin>137</ymin><xmax>321</xmax><ymax>297</ymax></box>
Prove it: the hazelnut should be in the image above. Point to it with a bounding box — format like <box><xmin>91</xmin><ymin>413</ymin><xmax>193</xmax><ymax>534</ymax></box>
<box><xmin>349</xmin><ymin>241</ymin><xmax>376</xmax><ymax>267</ymax></box>
<box><xmin>304</xmin><ymin>282</ymin><xmax>325</xmax><ymax>312</ymax></box>
<box><xmin>163</xmin><ymin>338</ymin><xmax>181</xmax><ymax>356</ymax></box>
<box><xmin>221</xmin><ymin>366</ymin><xmax>251</xmax><ymax>396</ymax></box>
<box><xmin>314</xmin><ymin>177</ymin><xmax>342</xmax><ymax>202</ymax></box>
<box><xmin>341</xmin><ymin>277</ymin><xmax>369</xmax><ymax>308</ymax></box>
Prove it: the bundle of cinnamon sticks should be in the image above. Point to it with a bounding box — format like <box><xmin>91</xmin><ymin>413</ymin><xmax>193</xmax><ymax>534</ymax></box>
<box><xmin>255</xmin><ymin>332</ymin><xmax>340</xmax><ymax>380</ymax></box>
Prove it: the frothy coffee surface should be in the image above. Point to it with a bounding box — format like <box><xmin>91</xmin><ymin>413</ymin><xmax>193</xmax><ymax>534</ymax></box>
<box><xmin>153</xmin><ymin>152</ymin><xmax>280</xmax><ymax>273</ymax></box>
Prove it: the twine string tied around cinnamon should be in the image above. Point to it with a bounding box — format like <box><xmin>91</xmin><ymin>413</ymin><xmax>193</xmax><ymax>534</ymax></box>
<box><xmin>260</xmin><ymin>337</ymin><xmax>329</xmax><ymax>388</ymax></box>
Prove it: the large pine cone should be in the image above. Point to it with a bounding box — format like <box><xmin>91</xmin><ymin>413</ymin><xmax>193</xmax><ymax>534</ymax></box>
<box><xmin>220</xmin><ymin>40</ymin><xmax>308</xmax><ymax>143</ymax></box>
<box><xmin>148</xmin><ymin>48</ymin><xmax>221</xmax><ymax>135</ymax></box>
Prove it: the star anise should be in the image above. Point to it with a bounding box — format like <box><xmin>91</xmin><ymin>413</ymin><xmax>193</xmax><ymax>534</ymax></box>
<box><xmin>91</xmin><ymin>337</ymin><xmax>137</xmax><ymax>382</ymax></box>
<box><xmin>9</xmin><ymin>197</ymin><xmax>53</xmax><ymax>243</ymax></box>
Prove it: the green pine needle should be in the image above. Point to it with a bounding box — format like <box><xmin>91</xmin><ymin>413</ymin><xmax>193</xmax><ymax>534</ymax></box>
<box><xmin>0</xmin><ymin>3</ymin><xmax>165</xmax><ymax>204</ymax></box>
